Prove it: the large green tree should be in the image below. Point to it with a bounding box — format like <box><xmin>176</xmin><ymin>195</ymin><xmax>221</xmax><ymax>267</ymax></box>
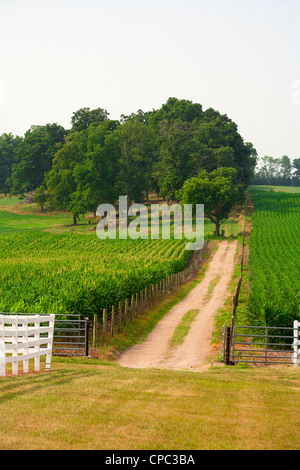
<box><xmin>10</xmin><ymin>123</ymin><xmax>67</xmax><ymax>196</ymax></box>
<box><xmin>47</xmin><ymin>132</ymin><xmax>84</xmax><ymax>225</ymax></box>
<box><xmin>154</xmin><ymin>119</ymin><xmax>196</xmax><ymax>201</ymax></box>
<box><xmin>69</xmin><ymin>121</ymin><xmax>121</xmax><ymax>217</ymax></box>
<box><xmin>292</xmin><ymin>158</ymin><xmax>300</xmax><ymax>185</ymax></box>
<box><xmin>47</xmin><ymin>121</ymin><xmax>121</xmax><ymax>224</ymax></box>
<box><xmin>71</xmin><ymin>107</ymin><xmax>109</xmax><ymax>132</ymax></box>
<box><xmin>177</xmin><ymin>167</ymin><xmax>245</xmax><ymax>236</ymax></box>
<box><xmin>0</xmin><ymin>133</ymin><xmax>22</xmax><ymax>195</ymax></box>
<box><xmin>116</xmin><ymin>119</ymin><xmax>157</xmax><ymax>204</ymax></box>
<box><xmin>145</xmin><ymin>98</ymin><xmax>256</xmax><ymax>198</ymax></box>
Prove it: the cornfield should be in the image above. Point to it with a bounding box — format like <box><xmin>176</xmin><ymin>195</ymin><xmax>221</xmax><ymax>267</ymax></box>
<box><xmin>0</xmin><ymin>232</ymin><xmax>192</xmax><ymax>319</ymax></box>
<box><xmin>248</xmin><ymin>189</ymin><xmax>300</xmax><ymax>327</ymax></box>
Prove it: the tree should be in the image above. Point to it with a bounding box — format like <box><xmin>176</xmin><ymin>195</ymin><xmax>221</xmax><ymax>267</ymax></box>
<box><xmin>0</xmin><ymin>133</ymin><xmax>22</xmax><ymax>195</ymax></box>
<box><xmin>116</xmin><ymin>119</ymin><xmax>157</xmax><ymax>204</ymax></box>
<box><xmin>253</xmin><ymin>156</ymin><xmax>281</xmax><ymax>185</ymax></box>
<box><xmin>281</xmin><ymin>155</ymin><xmax>292</xmax><ymax>184</ymax></box>
<box><xmin>177</xmin><ymin>168</ymin><xmax>245</xmax><ymax>236</ymax></box>
<box><xmin>34</xmin><ymin>184</ymin><xmax>47</xmax><ymax>212</ymax></box>
<box><xmin>46</xmin><ymin>132</ymin><xmax>84</xmax><ymax>225</ymax></box>
<box><xmin>148</xmin><ymin>99</ymin><xmax>256</xmax><ymax>196</ymax></box>
<box><xmin>71</xmin><ymin>107</ymin><xmax>109</xmax><ymax>132</ymax></box>
<box><xmin>70</xmin><ymin>121</ymin><xmax>121</xmax><ymax>216</ymax></box>
<box><xmin>292</xmin><ymin>158</ymin><xmax>300</xmax><ymax>186</ymax></box>
<box><xmin>10</xmin><ymin>124</ymin><xmax>67</xmax><ymax>196</ymax></box>
<box><xmin>253</xmin><ymin>155</ymin><xmax>293</xmax><ymax>186</ymax></box>
<box><xmin>195</xmin><ymin>114</ymin><xmax>256</xmax><ymax>187</ymax></box>
<box><xmin>47</xmin><ymin>121</ymin><xmax>121</xmax><ymax>224</ymax></box>
<box><xmin>148</xmin><ymin>97</ymin><xmax>204</xmax><ymax>126</ymax></box>
<box><xmin>154</xmin><ymin>119</ymin><xmax>196</xmax><ymax>201</ymax></box>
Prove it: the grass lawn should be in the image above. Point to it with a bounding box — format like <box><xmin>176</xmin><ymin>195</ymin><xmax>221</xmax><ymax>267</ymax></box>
<box><xmin>0</xmin><ymin>195</ymin><xmax>242</xmax><ymax>236</ymax></box>
<box><xmin>0</xmin><ymin>197</ymin><xmax>95</xmax><ymax>233</ymax></box>
<box><xmin>249</xmin><ymin>185</ymin><xmax>300</xmax><ymax>193</ymax></box>
<box><xmin>0</xmin><ymin>209</ymin><xmax>74</xmax><ymax>233</ymax></box>
<box><xmin>1</xmin><ymin>359</ymin><xmax>300</xmax><ymax>450</ymax></box>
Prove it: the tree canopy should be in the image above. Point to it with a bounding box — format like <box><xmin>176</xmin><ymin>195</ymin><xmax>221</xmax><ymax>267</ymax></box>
<box><xmin>177</xmin><ymin>167</ymin><xmax>245</xmax><ymax>236</ymax></box>
<box><xmin>253</xmin><ymin>155</ymin><xmax>299</xmax><ymax>186</ymax></box>
<box><xmin>0</xmin><ymin>98</ymin><xmax>259</xmax><ymax>226</ymax></box>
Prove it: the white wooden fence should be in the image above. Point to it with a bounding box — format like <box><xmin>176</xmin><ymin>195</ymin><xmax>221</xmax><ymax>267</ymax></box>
<box><xmin>0</xmin><ymin>314</ymin><xmax>55</xmax><ymax>376</ymax></box>
<box><xmin>293</xmin><ymin>320</ymin><xmax>300</xmax><ymax>366</ymax></box>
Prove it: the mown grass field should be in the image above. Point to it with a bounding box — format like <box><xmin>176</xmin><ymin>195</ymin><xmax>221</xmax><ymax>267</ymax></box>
<box><xmin>1</xmin><ymin>359</ymin><xmax>300</xmax><ymax>450</ymax></box>
<box><xmin>249</xmin><ymin>185</ymin><xmax>300</xmax><ymax>193</ymax></box>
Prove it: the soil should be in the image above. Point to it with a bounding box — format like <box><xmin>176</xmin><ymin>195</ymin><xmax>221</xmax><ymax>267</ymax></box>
<box><xmin>118</xmin><ymin>239</ymin><xmax>237</xmax><ymax>372</ymax></box>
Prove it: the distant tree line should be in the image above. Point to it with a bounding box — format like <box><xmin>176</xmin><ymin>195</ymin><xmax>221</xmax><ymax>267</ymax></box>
<box><xmin>252</xmin><ymin>156</ymin><xmax>300</xmax><ymax>187</ymax></box>
<box><xmin>0</xmin><ymin>97</ymin><xmax>257</xmax><ymax>226</ymax></box>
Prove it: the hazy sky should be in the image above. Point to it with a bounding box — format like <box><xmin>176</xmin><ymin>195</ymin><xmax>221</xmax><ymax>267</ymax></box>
<box><xmin>0</xmin><ymin>0</ymin><xmax>299</xmax><ymax>160</ymax></box>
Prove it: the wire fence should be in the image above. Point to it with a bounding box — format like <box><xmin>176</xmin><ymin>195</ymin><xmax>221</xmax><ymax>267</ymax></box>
<box><xmin>223</xmin><ymin>218</ymin><xmax>246</xmax><ymax>364</ymax></box>
<box><xmin>90</xmin><ymin>239</ymin><xmax>210</xmax><ymax>349</ymax></box>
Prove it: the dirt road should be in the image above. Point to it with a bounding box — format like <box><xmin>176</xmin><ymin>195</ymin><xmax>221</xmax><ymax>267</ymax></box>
<box><xmin>118</xmin><ymin>240</ymin><xmax>237</xmax><ymax>372</ymax></box>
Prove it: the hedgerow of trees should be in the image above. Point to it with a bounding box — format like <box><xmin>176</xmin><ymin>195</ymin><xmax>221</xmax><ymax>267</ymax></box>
<box><xmin>252</xmin><ymin>155</ymin><xmax>300</xmax><ymax>186</ymax></box>
<box><xmin>0</xmin><ymin>98</ymin><xmax>259</xmax><ymax>224</ymax></box>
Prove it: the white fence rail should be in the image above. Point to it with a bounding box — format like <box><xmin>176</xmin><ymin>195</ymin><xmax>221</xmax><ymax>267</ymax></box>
<box><xmin>0</xmin><ymin>314</ymin><xmax>55</xmax><ymax>376</ymax></box>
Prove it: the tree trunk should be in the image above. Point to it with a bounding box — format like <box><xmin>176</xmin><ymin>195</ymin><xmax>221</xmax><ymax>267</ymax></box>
<box><xmin>215</xmin><ymin>220</ymin><xmax>221</xmax><ymax>237</ymax></box>
<box><xmin>72</xmin><ymin>214</ymin><xmax>77</xmax><ymax>226</ymax></box>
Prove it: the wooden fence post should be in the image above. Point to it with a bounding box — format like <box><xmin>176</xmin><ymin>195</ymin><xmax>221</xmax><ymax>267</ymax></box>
<box><xmin>118</xmin><ymin>301</ymin><xmax>122</xmax><ymax>332</ymax></box>
<box><xmin>85</xmin><ymin>317</ymin><xmax>89</xmax><ymax>357</ymax></box>
<box><xmin>130</xmin><ymin>295</ymin><xmax>135</xmax><ymax>320</ymax></box>
<box><xmin>135</xmin><ymin>293</ymin><xmax>138</xmax><ymax>317</ymax></box>
<box><xmin>103</xmin><ymin>309</ymin><xmax>107</xmax><ymax>343</ymax></box>
<box><xmin>140</xmin><ymin>291</ymin><xmax>144</xmax><ymax>314</ymax></box>
<box><xmin>225</xmin><ymin>326</ymin><xmax>231</xmax><ymax>365</ymax></box>
<box><xmin>111</xmin><ymin>305</ymin><xmax>115</xmax><ymax>337</ymax></box>
<box><xmin>125</xmin><ymin>298</ymin><xmax>129</xmax><ymax>323</ymax></box>
<box><xmin>93</xmin><ymin>314</ymin><xmax>98</xmax><ymax>348</ymax></box>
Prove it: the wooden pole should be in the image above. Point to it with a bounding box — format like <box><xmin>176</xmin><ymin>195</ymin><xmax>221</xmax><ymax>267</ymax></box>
<box><xmin>103</xmin><ymin>309</ymin><xmax>107</xmax><ymax>343</ymax></box>
<box><xmin>225</xmin><ymin>326</ymin><xmax>231</xmax><ymax>365</ymax></box>
<box><xmin>130</xmin><ymin>294</ymin><xmax>135</xmax><ymax>320</ymax></box>
<box><xmin>118</xmin><ymin>302</ymin><xmax>122</xmax><ymax>332</ymax></box>
<box><xmin>111</xmin><ymin>305</ymin><xmax>115</xmax><ymax>337</ymax></box>
<box><xmin>93</xmin><ymin>314</ymin><xmax>98</xmax><ymax>348</ymax></box>
<box><xmin>85</xmin><ymin>317</ymin><xmax>89</xmax><ymax>357</ymax></box>
<box><xmin>135</xmin><ymin>293</ymin><xmax>138</xmax><ymax>317</ymax></box>
<box><xmin>125</xmin><ymin>298</ymin><xmax>129</xmax><ymax>323</ymax></box>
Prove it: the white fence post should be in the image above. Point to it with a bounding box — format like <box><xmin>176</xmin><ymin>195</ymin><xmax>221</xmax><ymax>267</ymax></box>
<box><xmin>45</xmin><ymin>314</ymin><xmax>55</xmax><ymax>370</ymax></box>
<box><xmin>0</xmin><ymin>315</ymin><xmax>5</xmax><ymax>376</ymax></box>
<box><xmin>23</xmin><ymin>317</ymin><xmax>29</xmax><ymax>374</ymax></box>
<box><xmin>34</xmin><ymin>315</ymin><xmax>40</xmax><ymax>372</ymax></box>
<box><xmin>12</xmin><ymin>317</ymin><xmax>19</xmax><ymax>375</ymax></box>
<box><xmin>0</xmin><ymin>314</ymin><xmax>55</xmax><ymax>377</ymax></box>
<box><xmin>293</xmin><ymin>320</ymin><xmax>299</xmax><ymax>367</ymax></box>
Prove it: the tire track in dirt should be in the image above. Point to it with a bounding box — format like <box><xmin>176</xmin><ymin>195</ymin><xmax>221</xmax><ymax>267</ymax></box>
<box><xmin>118</xmin><ymin>240</ymin><xmax>237</xmax><ymax>372</ymax></box>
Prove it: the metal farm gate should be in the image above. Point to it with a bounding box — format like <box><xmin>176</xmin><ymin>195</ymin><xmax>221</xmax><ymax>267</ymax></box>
<box><xmin>1</xmin><ymin>313</ymin><xmax>89</xmax><ymax>357</ymax></box>
<box><xmin>52</xmin><ymin>314</ymin><xmax>89</xmax><ymax>357</ymax></box>
<box><xmin>223</xmin><ymin>323</ymin><xmax>297</xmax><ymax>366</ymax></box>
